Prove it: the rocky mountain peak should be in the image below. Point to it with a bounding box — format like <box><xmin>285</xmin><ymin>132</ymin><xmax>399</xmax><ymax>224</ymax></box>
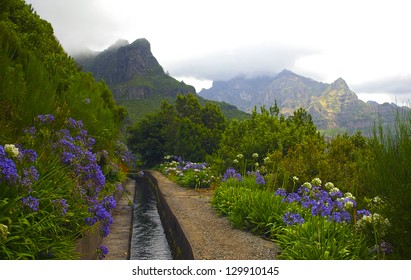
<box><xmin>330</xmin><ymin>77</ymin><xmax>349</xmax><ymax>90</ymax></box>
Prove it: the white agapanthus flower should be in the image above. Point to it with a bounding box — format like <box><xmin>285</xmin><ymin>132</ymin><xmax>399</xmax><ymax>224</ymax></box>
<box><xmin>4</xmin><ymin>144</ymin><xmax>19</xmax><ymax>158</ymax></box>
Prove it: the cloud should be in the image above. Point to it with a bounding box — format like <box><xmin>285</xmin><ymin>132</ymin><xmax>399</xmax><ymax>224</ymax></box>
<box><xmin>166</xmin><ymin>44</ymin><xmax>318</xmax><ymax>81</ymax></box>
<box><xmin>353</xmin><ymin>76</ymin><xmax>411</xmax><ymax>95</ymax></box>
<box><xmin>27</xmin><ymin>0</ymin><xmax>120</xmax><ymax>53</ymax></box>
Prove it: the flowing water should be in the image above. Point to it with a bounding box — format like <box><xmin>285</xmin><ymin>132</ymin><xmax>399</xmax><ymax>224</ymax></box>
<box><xmin>129</xmin><ymin>177</ymin><xmax>173</xmax><ymax>260</ymax></box>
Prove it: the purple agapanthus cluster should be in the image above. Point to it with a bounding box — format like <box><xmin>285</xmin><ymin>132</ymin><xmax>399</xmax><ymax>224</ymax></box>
<box><xmin>86</xmin><ymin>195</ymin><xmax>116</xmax><ymax>237</ymax></box>
<box><xmin>276</xmin><ymin>182</ymin><xmax>357</xmax><ymax>224</ymax></box>
<box><xmin>283</xmin><ymin>212</ymin><xmax>305</xmax><ymax>225</ymax></box>
<box><xmin>98</xmin><ymin>244</ymin><xmax>109</xmax><ymax>259</ymax></box>
<box><xmin>37</xmin><ymin>114</ymin><xmax>55</xmax><ymax>124</ymax></box>
<box><xmin>246</xmin><ymin>171</ymin><xmax>266</xmax><ymax>185</ymax></box>
<box><xmin>53</xmin><ymin>121</ymin><xmax>105</xmax><ymax>199</ymax></box>
<box><xmin>114</xmin><ymin>140</ymin><xmax>135</xmax><ymax>168</ymax></box>
<box><xmin>52</xmin><ymin>198</ymin><xmax>69</xmax><ymax>216</ymax></box>
<box><xmin>0</xmin><ymin>146</ymin><xmax>19</xmax><ymax>184</ymax></box>
<box><xmin>222</xmin><ymin>168</ymin><xmax>243</xmax><ymax>182</ymax></box>
<box><xmin>21</xmin><ymin>196</ymin><xmax>39</xmax><ymax>212</ymax></box>
<box><xmin>1</xmin><ymin>145</ymin><xmax>39</xmax><ymax>189</ymax></box>
<box><xmin>22</xmin><ymin>115</ymin><xmax>120</xmax><ymax>237</ymax></box>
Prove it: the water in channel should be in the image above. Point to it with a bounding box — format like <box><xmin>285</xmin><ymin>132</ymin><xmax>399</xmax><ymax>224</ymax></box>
<box><xmin>129</xmin><ymin>176</ymin><xmax>173</xmax><ymax>260</ymax></box>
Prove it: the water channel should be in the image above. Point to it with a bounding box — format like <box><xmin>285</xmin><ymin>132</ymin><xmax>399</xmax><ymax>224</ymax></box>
<box><xmin>129</xmin><ymin>176</ymin><xmax>173</xmax><ymax>260</ymax></box>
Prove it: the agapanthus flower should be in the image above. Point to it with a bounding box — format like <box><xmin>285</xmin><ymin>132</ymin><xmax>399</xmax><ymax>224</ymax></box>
<box><xmin>222</xmin><ymin>168</ymin><xmax>242</xmax><ymax>182</ymax></box>
<box><xmin>98</xmin><ymin>244</ymin><xmax>109</xmax><ymax>259</ymax></box>
<box><xmin>52</xmin><ymin>198</ymin><xmax>69</xmax><ymax>216</ymax></box>
<box><xmin>282</xmin><ymin>192</ymin><xmax>301</xmax><ymax>203</ymax></box>
<box><xmin>274</xmin><ymin>188</ymin><xmax>287</xmax><ymax>197</ymax></box>
<box><xmin>329</xmin><ymin>187</ymin><xmax>342</xmax><ymax>198</ymax></box>
<box><xmin>311</xmin><ymin>177</ymin><xmax>322</xmax><ymax>186</ymax></box>
<box><xmin>0</xmin><ymin>155</ymin><xmax>20</xmax><ymax>184</ymax></box>
<box><xmin>21</xmin><ymin>166</ymin><xmax>39</xmax><ymax>189</ymax></box>
<box><xmin>248</xmin><ymin>171</ymin><xmax>265</xmax><ymax>185</ymax></box>
<box><xmin>302</xmin><ymin>182</ymin><xmax>312</xmax><ymax>190</ymax></box>
<box><xmin>23</xmin><ymin>126</ymin><xmax>37</xmax><ymax>136</ymax></box>
<box><xmin>283</xmin><ymin>212</ymin><xmax>305</xmax><ymax>225</ymax></box>
<box><xmin>21</xmin><ymin>196</ymin><xmax>39</xmax><ymax>212</ymax></box>
<box><xmin>37</xmin><ymin>114</ymin><xmax>55</xmax><ymax>124</ymax></box>
<box><xmin>21</xmin><ymin>149</ymin><xmax>38</xmax><ymax>163</ymax></box>
<box><xmin>4</xmin><ymin>144</ymin><xmax>19</xmax><ymax>158</ymax></box>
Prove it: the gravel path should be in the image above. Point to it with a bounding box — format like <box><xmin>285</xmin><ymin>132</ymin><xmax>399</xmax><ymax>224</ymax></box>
<box><xmin>148</xmin><ymin>171</ymin><xmax>280</xmax><ymax>260</ymax></box>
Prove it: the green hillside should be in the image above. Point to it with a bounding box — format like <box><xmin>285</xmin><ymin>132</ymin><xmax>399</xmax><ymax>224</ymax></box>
<box><xmin>0</xmin><ymin>0</ymin><xmax>131</xmax><ymax>259</ymax></box>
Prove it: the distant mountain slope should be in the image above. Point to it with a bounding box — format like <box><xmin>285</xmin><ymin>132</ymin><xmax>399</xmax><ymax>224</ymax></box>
<box><xmin>75</xmin><ymin>38</ymin><xmax>248</xmax><ymax>122</ymax></box>
<box><xmin>199</xmin><ymin>70</ymin><xmax>407</xmax><ymax>134</ymax></box>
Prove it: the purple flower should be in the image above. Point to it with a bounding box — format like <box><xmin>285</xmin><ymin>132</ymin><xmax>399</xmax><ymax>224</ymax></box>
<box><xmin>282</xmin><ymin>192</ymin><xmax>301</xmax><ymax>203</ymax></box>
<box><xmin>21</xmin><ymin>196</ymin><xmax>39</xmax><ymax>212</ymax></box>
<box><xmin>61</xmin><ymin>152</ymin><xmax>75</xmax><ymax>165</ymax></box>
<box><xmin>37</xmin><ymin>114</ymin><xmax>55</xmax><ymax>124</ymax></box>
<box><xmin>102</xmin><ymin>195</ymin><xmax>116</xmax><ymax>210</ymax></box>
<box><xmin>23</xmin><ymin>126</ymin><xmax>37</xmax><ymax>136</ymax></box>
<box><xmin>21</xmin><ymin>166</ymin><xmax>39</xmax><ymax>189</ymax></box>
<box><xmin>66</xmin><ymin>118</ymin><xmax>83</xmax><ymax>129</ymax></box>
<box><xmin>283</xmin><ymin>212</ymin><xmax>305</xmax><ymax>225</ymax></box>
<box><xmin>254</xmin><ymin>171</ymin><xmax>265</xmax><ymax>185</ymax></box>
<box><xmin>275</xmin><ymin>188</ymin><xmax>287</xmax><ymax>197</ymax></box>
<box><xmin>357</xmin><ymin>209</ymin><xmax>371</xmax><ymax>219</ymax></box>
<box><xmin>0</xmin><ymin>155</ymin><xmax>20</xmax><ymax>184</ymax></box>
<box><xmin>21</xmin><ymin>149</ymin><xmax>38</xmax><ymax>163</ymax></box>
<box><xmin>373</xmin><ymin>240</ymin><xmax>393</xmax><ymax>255</ymax></box>
<box><xmin>52</xmin><ymin>198</ymin><xmax>68</xmax><ymax>216</ymax></box>
<box><xmin>222</xmin><ymin>168</ymin><xmax>242</xmax><ymax>182</ymax></box>
<box><xmin>99</xmin><ymin>244</ymin><xmax>108</xmax><ymax>259</ymax></box>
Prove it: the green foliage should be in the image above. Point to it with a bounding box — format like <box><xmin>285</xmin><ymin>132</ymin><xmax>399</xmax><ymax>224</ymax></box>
<box><xmin>127</xmin><ymin>93</ymin><xmax>227</xmax><ymax>166</ymax></box>
<box><xmin>211</xmin><ymin>174</ymin><xmax>378</xmax><ymax>259</ymax></box>
<box><xmin>277</xmin><ymin>215</ymin><xmax>372</xmax><ymax>260</ymax></box>
<box><xmin>363</xmin><ymin>108</ymin><xmax>411</xmax><ymax>258</ymax></box>
<box><xmin>1</xmin><ymin>0</ymin><xmax>131</xmax><ymax>259</ymax></box>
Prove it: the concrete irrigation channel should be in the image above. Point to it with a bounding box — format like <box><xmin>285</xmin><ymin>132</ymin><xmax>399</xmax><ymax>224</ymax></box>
<box><xmin>102</xmin><ymin>170</ymin><xmax>279</xmax><ymax>260</ymax></box>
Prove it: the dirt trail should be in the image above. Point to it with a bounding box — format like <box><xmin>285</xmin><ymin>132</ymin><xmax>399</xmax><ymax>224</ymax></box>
<box><xmin>148</xmin><ymin>171</ymin><xmax>279</xmax><ymax>260</ymax></box>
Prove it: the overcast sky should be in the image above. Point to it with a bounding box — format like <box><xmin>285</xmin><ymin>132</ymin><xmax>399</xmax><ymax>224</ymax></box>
<box><xmin>25</xmin><ymin>0</ymin><xmax>411</xmax><ymax>105</ymax></box>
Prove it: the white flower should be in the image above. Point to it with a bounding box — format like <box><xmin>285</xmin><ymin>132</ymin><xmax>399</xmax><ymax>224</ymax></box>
<box><xmin>263</xmin><ymin>157</ymin><xmax>270</xmax><ymax>164</ymax></box>
<box><xmin>292</xmin><ymin>176</ymin><xmax>299</xmax><ymax>182</ymax></box>
<box><xmin>311</xmin><ymin>177</ymin><xmax>322</xmax><ymax>186</ymax></box>
<box><xmin>303</xmin><ymin>182</ymin><xmax>312</xmax><ymax>189</ymax></box>
<box><xmin>255</xmin><ymin>162</ymin><xmax>259</xmax><ymax>167</ymax></box>
<box><xmin>252</xmin><ymin>153</ymin><xmax>259</xmax><ymax>158</ymax></box>
<box><xmin>344</xmin><ymin>192</ymin><xmax>355</xmax><ymax>200</ymax></box>
<box><xmin>233</xmin><ymin>159</ymin><xmax>239</xmax><ymax>164</ymax></box>
<box><xmin>4</xmin><ymin>144</ymin><xmax>19</xmax><ymax>158</ymax></box>
<box><xmin>324</xmin><ymin>182</ymin><xmax>334</xmax><ymax>191</ymax></box>
<box><xmin>236</xmin><ymin>154</ymin><xmax>244</xmax><ymax>159</ymax></box>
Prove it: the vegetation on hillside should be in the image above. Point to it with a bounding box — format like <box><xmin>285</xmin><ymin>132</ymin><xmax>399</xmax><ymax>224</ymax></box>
<box><xmin>151</xmin><ymin>96</ymin><xmax>410</xmax><ymax>259</ymax></box>
<box><xmin>1</xmin><ymin>0</ymin><xmax>132</xmax><ymax>259</ymax></box>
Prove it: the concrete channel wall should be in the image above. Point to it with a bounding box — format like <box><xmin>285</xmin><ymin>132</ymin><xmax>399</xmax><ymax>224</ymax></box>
<box><xmin>146</xmin><ymin>171</ymin><xmax>194</xmax><ymax>260</ymax></box>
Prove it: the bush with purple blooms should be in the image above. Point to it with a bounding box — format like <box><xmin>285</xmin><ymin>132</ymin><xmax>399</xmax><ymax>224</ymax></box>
<box><xmin>0</xmin><ymin>114</ymin><xmax>132</xmax><ymax>259</ymax></box>
<box><xmin>212</xmin><ymin>169</ymin><xmax>391</xmax><ymax>260</ymax></box>
<box><xmin>160</xmin><ymin>155</ymin><xmax>218</xmax><ymax>188</ymax></box>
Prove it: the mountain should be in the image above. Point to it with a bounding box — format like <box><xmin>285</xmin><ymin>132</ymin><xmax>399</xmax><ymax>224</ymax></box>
<box><xmin>199</xmin><ymin>70</ymin><xmax>406</xmax><ymax>134</ymax></box>
<box><xmin>75</xmin><ymin>38</ymin><xmax>248</xmax><ymax>122</ymax></box>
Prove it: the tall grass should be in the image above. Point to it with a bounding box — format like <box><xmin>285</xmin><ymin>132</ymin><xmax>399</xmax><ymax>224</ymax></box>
<box><xmin>364</xmin><ymin>107</ymin><xmax>411</xmax><ymax>258</ymax></box>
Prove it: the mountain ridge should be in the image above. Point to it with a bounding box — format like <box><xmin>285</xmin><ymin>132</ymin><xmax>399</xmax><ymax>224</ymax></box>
<box><xmin>74</xmin><ymin>38</ymin><xmax>249</xmax><ymax>122</ymax></box>
<box><xmin>199</xmin><ymin>70</ymin><xmax>407</xmax><ymax>134</ymax></box>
